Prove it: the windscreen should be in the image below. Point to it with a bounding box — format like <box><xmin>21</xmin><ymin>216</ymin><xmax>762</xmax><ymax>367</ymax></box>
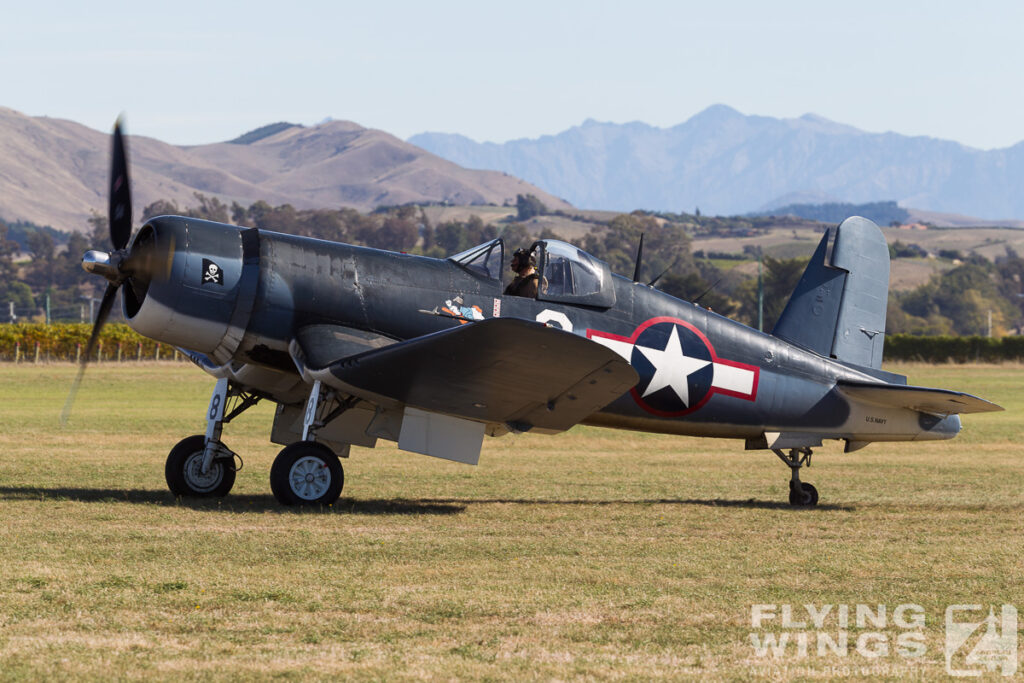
<box><xmin>449</xmin><ymin>239</ymin><xmax>504</xmax><ymax>280</ymax></box>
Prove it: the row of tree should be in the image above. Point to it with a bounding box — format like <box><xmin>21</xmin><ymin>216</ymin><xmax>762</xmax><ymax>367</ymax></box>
<box><xmin>3</xmin><ymin>193</ymin><xmax>1024</xmax><ymax>336</ymax></box>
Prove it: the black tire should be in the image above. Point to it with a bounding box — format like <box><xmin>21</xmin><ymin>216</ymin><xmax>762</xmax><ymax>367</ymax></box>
<box><xmin>165</xmin><ymin>435</ymin><xmax>236</xmax><ymax>498</ymax></box>
<box><xmin>270</xmin><ymin>442</ymin><xmax>344</xmax><ymax>507</ymax></box>
<box><xmin>788</xmin><ymin>481</ymin><xmax>819</xmax><ymax>507</ymax></box>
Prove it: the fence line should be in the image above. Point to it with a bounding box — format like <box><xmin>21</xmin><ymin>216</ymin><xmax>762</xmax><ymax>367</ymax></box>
<box><xmin>0</xmin><ymin>323</ymin><xmax>186</xmax><ymax>362</ymax></box>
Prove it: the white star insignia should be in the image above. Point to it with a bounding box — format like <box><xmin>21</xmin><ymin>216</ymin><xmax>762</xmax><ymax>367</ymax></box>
<box><xmin>634</xmin><ymin>325</ymin><xmax>710</xmax><ymax>406</ymax></box>
<box><xmin>588</xmin><ymin>320</ymin><xmax>759</xmax><ymax>412</ymax></box>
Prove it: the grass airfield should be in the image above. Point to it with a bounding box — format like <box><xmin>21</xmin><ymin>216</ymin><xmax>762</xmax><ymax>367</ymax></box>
<box><xmin>0</xmin><ymin>363</ymin><xmax>1021</xmax><ymax>680</ymax></box>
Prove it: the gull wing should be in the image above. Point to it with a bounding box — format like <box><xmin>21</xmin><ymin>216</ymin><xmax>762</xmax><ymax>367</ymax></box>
<box><xmin>295</xmin><ymin>318</ymin><xmax>638</xmax><ymax>434</ymax></box>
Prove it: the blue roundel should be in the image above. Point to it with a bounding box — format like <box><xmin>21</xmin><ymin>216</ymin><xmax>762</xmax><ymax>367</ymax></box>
<box><xmin>630</xmin><ymin>322</ymin><xmax>714</xmax><ymax>414</ymax></box>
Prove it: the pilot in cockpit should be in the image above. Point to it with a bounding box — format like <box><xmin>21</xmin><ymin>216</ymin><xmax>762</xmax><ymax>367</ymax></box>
<box><xmin>504</xmin><ymin>247</ymin><xmax>541</xmax><ymax>298</ymax></box>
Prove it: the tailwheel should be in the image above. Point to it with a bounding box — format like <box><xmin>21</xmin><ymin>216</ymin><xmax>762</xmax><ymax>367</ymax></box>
<box><xmin>788</xmin><ymin>481</ymin><xmax>819</xmax><ymax>507</ymax></box>
<box><xmin>165</xmin><ymin>434</ymin><xmax>236</xmax><ymax>498</ymax></box>
<box><xmin>773</xmin><ymin>447</ymin><xmax>818</xmax><ymax>507</ymax></box>
<box><xmin>270</xmin><ymin>442</ymin><xmax>344</xmax><ymax>506</ymax></box>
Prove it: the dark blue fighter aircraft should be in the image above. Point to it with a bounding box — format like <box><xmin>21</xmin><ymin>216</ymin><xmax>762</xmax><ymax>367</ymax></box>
<box><xmin>67</xmin><ymin>122</ymin><xmax>1002</xmax><ymax>507</ymax></box>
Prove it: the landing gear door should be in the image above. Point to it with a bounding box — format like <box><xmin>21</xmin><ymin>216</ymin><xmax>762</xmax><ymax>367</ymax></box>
<box><xmin>536</xmin><ymin>240</ymin><xmax>616</xmax><ymax>309</ymax></box>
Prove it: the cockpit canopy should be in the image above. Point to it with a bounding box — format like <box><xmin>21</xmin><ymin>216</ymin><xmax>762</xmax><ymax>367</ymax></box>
<box><xmin>450</xmin><ymin>238</ymin><xmax>616</xmax><ymax>308</ymax></box>
<box><xmin>534</xmin><ymin>239</ymin><xmax>616</xmax><ymax>307</ymax></box>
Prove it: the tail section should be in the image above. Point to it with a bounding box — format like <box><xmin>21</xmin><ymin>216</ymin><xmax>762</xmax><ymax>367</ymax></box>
<box><xmin>772</xmin><ymin>216</ymin><xmax>890</xmax><ymax>368</ymax></box>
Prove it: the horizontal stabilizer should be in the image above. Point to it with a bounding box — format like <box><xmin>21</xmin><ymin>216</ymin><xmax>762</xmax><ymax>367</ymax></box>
<box><xmin>837</xmin><ymin>380</ymin><xmax>1003</xmax><ymax>415</ymax></box>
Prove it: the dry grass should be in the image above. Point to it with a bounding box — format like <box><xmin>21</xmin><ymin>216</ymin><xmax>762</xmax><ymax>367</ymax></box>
<box><xmin>0</xmin><ymin>363</ymin><xmax>1021</xmax><ymax>680</ymax></box>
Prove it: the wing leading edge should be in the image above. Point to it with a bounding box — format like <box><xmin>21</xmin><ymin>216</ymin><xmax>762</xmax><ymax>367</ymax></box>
<box><xmin>297</xmin><ymin>318</ymin><xmax>639</xmax><ymax>434</ymax></box>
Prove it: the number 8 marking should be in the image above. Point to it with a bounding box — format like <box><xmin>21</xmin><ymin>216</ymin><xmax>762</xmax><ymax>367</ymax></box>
<box><xmin>209</xmin><ymin>393</ymin><xmax>222</xmax><ymax>420</ymax></box>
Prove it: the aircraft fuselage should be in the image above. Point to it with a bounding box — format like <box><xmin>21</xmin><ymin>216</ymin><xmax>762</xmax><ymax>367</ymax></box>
<box><xmin>125</xmin><ymin>216</ymin><xmax>959</xmax><ymax>448</ymax></box>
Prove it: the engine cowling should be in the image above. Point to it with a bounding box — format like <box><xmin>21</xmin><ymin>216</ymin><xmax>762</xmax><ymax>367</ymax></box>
<box><xmin>124</xmin><ymin>216</ymin><xmax>259</xmax><ymax>365</ymax></box>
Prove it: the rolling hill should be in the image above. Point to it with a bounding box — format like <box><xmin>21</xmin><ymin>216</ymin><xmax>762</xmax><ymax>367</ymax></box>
<box><xmin>0</xmin><ymin>107</ymin><xmax>569</xmax><ymax>232</ymax></box>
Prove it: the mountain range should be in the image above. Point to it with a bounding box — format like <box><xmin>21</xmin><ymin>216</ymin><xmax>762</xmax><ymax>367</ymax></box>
<box><xmin>409</xmin><ymin>105</ymin><xmax>1024</xmax><ymax>221</ymax></box>
<box><xmin>0</xmin><ymin>107</ymin><xmax>567</xmax><ymax>232</ymax></box>
<box><xmin>6</xmin><ymin>104</ymin><xmax>1024</xmax><ymax>233</ymax></box>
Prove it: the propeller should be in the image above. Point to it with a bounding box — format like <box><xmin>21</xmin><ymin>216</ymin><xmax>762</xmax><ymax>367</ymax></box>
<box><xmin>109</xmin><ymin>119</ymin><xmax>133</xmax><ymax>250</ymax></box>
<box><xmin>61</xmin><ymin>119</ymin><xmax>140</xmax><ymax>423</ymax></box>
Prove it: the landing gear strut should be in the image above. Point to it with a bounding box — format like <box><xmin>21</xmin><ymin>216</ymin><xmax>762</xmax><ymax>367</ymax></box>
<box><xmin>164</xmin><ymin>378</ymin><xmax>259</xmax><ymax>498</ymax></box>
<box><xmin>270</xmin><ymin>380</ymin><xmax>350</xmax><ymax>507</ymax></box>
<box><xmin>774</xmin><ymin>447</ymin><xmax>818</xmax><ymax>507</ymax></box>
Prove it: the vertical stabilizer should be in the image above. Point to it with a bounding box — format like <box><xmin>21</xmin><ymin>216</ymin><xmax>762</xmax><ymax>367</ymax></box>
<box><xmin>772</xmin><ymin>217</ymin><xmax>890</xmax><ymax>368</ymax></box>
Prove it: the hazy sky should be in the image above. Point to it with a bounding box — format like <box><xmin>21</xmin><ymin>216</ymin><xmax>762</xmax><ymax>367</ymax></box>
<box><xmin>4</xmin><ymin>1</ymin><xmax>1023</xmax><ymax>149</ymax></box>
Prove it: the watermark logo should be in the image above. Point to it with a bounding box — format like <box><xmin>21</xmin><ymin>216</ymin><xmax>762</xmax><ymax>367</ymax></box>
<box><xmin>749</xmin><ymin>604</ymin><xmax>926</xmax><ymax>660</ymax></box>
<box><xmin>945</xmin><ymin>605</ymin><xmax>1017</xmax><ymax>677</ymax></box>
<box><xmin>748</xmin><ymin>603</ymin><xmax>1019</xmax><ymax>677</ymax></box>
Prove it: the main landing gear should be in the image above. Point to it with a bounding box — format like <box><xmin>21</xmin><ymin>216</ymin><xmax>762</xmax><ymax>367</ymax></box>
<box><xmin>269</xmin><ymin>442</ymin><xmax>343</xmax><ymax>506</ymax></box>
<box><xmin>774</xmin><ymin>447</ymin><xmax>819</xmax><ymax>507</ymax></box>
<box><xmin>164</xmin><ymin>378</ymin><xmax>350</xmax><ymax>507</ymax></box>
<box><xmin>164</xmin><ymin>378</ymin><xmax>256</xmax><ymax>498</ymax></box>
<box><xmin>268</xmin><ymin>380</ymin><xmax>350</xmax><ymax>506</ymax></box>
<box><xmin>165</xmin><ymin>434</ymin><xmax>235</xmax><ymax>497</ymax></box>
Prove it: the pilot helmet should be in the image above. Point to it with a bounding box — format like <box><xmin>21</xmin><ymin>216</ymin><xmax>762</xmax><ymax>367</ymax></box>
<box><xmin>512</xmin><ymin>247</ymin><xmax>536</xmax><ymax>269</ymax></box>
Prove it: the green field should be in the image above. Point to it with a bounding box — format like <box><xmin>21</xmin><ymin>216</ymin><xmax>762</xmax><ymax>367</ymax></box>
<box><xmin>0</xmin><ymin>364</ymin><xmax>1021</xmax><ymax>679</ymax></box>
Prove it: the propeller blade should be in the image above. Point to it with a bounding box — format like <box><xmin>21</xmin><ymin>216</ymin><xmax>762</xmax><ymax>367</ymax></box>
<box><xmin>126</xmin><ymin>230</ymin><xmax>175</xmax><ymax>283</ymax></box>
<box><xmin>156</xmin><ymin>233</ymin><xmax>176</xmax><ymax>282</ymax></box>
<box><xmin>60</xmin><ymin>283</ymin><xmax>119</xmax><ymax>424</ymax></box>
<box><xmin>109</xmin><ymin>119</ymin><xmax>132</xmax><ymax>250</ymax></box>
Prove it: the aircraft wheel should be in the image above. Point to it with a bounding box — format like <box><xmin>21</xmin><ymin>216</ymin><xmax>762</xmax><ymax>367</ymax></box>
<box><xmin>270</xmin><ymin>442</ymin><xmax>344</xmax><ymax>507</ymax></box>
<box><xmin>165</xmin><ymin>435</ymin><xmax>236</xmax><ymax>498</ymax></box>
<box><xmin>788</xmin><ymin>482</ymin><xmax>818</xmax><ymax>507</ymax></box>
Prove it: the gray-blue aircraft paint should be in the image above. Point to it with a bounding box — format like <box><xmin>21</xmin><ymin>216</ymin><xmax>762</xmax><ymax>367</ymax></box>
<box><xmin>75</xmin><ymin>122</ymin><xmax>1000</xmax><ymax>507</ymax></box>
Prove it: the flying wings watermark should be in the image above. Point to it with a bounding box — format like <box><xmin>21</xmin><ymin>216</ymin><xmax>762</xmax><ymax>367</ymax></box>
<box><xmin>747</xmin><ymin>603</ymin><xmax>1018</xmax><ymax>677</ymax></box>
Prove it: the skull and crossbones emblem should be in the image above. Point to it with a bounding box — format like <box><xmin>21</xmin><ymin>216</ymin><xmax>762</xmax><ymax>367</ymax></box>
<box><xmin>201</xmin><ymin>258</ymin><xmax>224</xmax><ymax>285</ymax></box>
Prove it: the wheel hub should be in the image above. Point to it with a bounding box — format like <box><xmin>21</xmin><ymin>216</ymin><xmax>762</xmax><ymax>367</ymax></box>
<box><xmin>289</xmin><ymin>455</ymin><xmax>331</xmax><ymax>501</ymax></box>
<box><xmin>183</xmin><ymin>452</ymin><xmax>224</xmax><ymax>493</ymax></box>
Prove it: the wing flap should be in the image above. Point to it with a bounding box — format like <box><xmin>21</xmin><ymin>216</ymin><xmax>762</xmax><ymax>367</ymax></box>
<box><xmin>301</xmin><ymin>318</ymin><xmax>638</xmax><ymax>433</ymax></box>
<box><xmin>837</xmin><ymin>380</ymin><xmax>1002</xmax><ymax>415</ymax></box>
